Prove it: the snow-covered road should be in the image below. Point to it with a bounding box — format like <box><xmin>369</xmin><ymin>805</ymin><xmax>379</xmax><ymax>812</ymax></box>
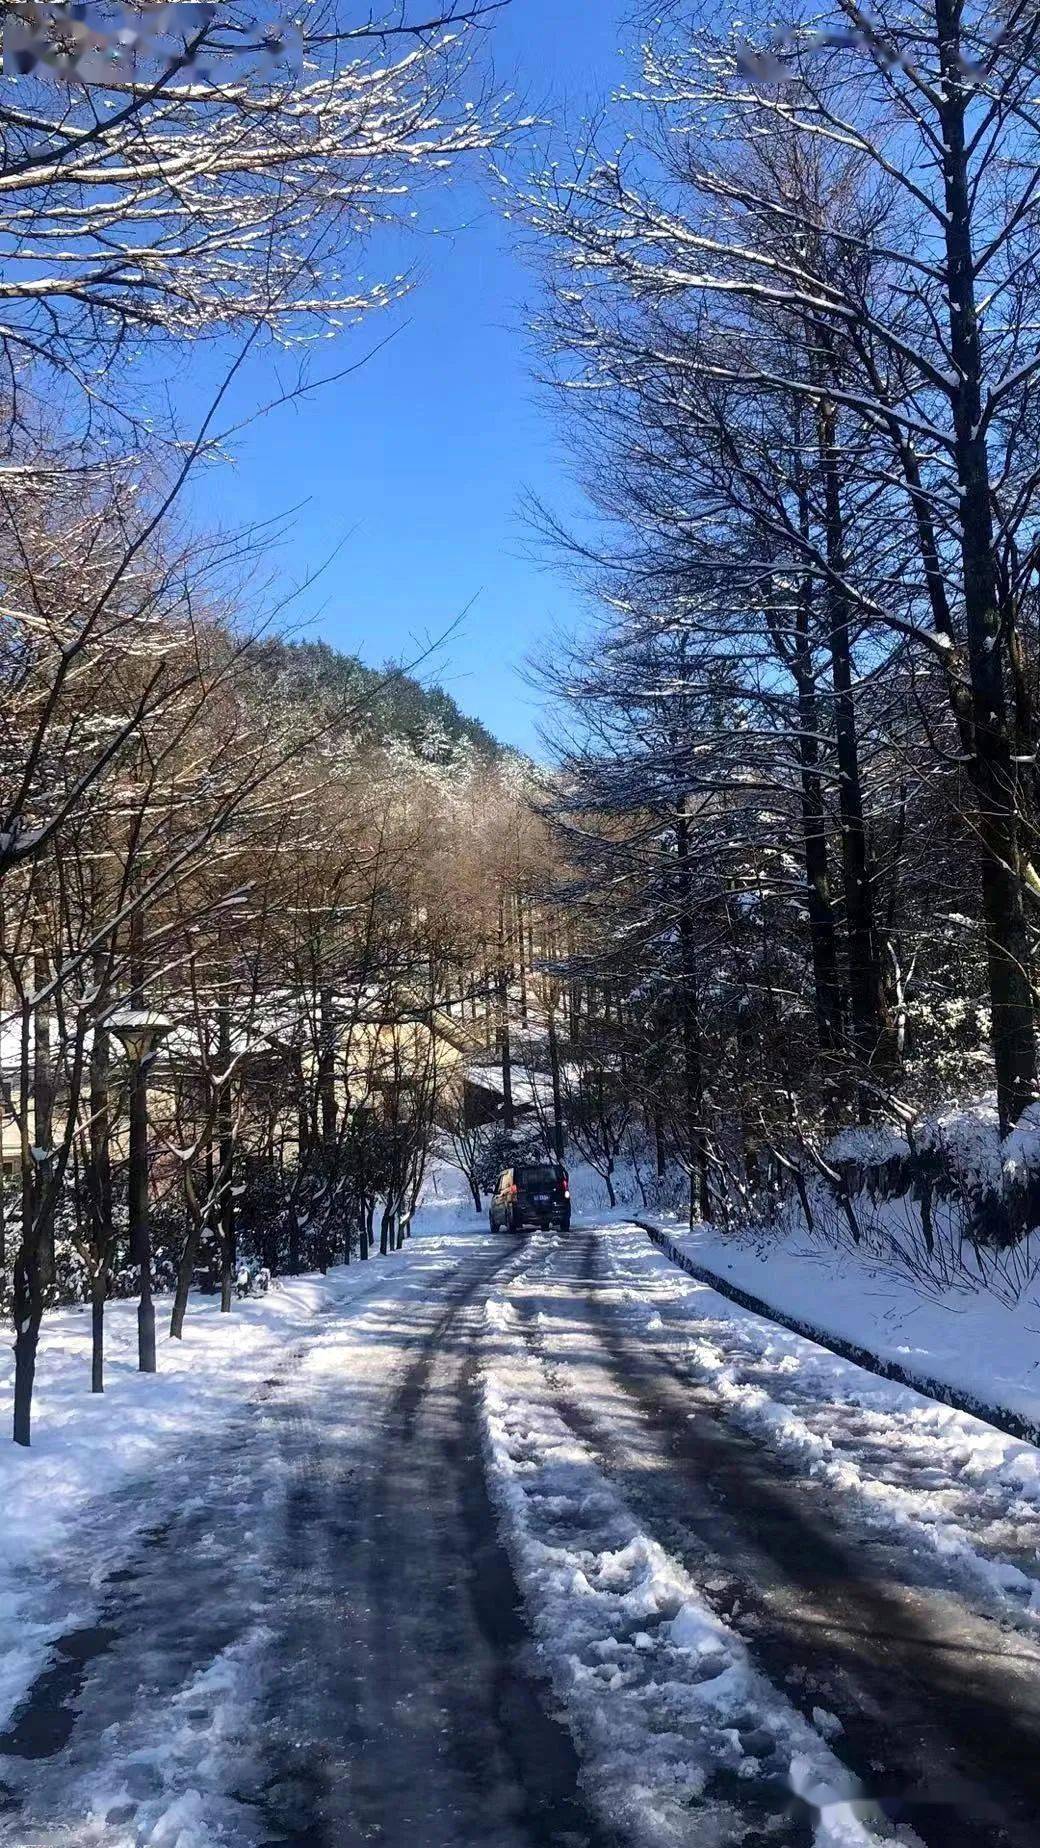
<box><xmin>0</xmin><ymin>1227</ymin><xmax>605</xmax><ymax>1848</ymax></box>
<box><xmin>481</xmin><ymin>1226</ymin><xmax>1040</xmax><ymax>1848</ymax></box>
<box><xmin>3</xmin><ymin>1220</ymin><xmax>1040</xmax><ymax>1848</ymax></box>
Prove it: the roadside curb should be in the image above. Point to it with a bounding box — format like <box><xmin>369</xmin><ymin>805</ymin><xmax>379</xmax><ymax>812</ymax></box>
<box><xmin>633</xmin><ymin>1220</ymin><xmax>1040</xmax><ymax>1449</ymax></box>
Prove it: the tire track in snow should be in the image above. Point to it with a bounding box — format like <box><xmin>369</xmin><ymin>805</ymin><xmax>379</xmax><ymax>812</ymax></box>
<box><xmin>494</xmin><ymin>1228</ymin><xmax>1040</xmax><ymax>1848</ymax></box>
<box><xmin>479</xmin><ymin>1246</ymin><xmax>912</xmax><ymax>1848</ymax></box>
<box><xmin>611</xmin><ymin>1226</ymin><xmax>1040</xmax><ymax>1636</ymax></box>
<box><xmin>288</xmin><ymin>1236</ymin><xmax>611</xmax><ymax>1848</ymax></box>
<box><xmin>0</xmin><ymin>1233</ymin><xmax>584</xmax><ymax>1848</ymax></box>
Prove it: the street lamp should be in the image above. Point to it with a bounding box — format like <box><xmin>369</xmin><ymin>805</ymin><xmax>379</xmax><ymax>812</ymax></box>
<box><xmin>109</xmin><ymin>1009</ymin><xmax>172</xmax><ymax>1374</ymax></box>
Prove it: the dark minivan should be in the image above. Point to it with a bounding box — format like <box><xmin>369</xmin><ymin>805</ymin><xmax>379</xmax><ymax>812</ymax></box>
<box><xmin>490</xmin><ymin>1163</ymin><xmax>571</xmax><ymax>1234</ymax></box>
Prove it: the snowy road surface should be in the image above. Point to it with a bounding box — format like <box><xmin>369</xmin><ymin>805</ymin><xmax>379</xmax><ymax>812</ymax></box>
<box><xmin>3</xmin><ymin>1222</ymin><xmax>1040</xmax><ymax>1847</ymax></box>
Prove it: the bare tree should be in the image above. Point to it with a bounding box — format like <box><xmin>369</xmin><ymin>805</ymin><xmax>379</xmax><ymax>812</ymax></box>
<box><xmin>0</xmin><ymin>2</ymin><xmax>507</xmax><ymax>405</ymax></box>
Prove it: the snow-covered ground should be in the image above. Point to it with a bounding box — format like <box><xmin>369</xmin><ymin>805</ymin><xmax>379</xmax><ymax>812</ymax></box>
<box><xmin>479</xmin><ymin>1234</ymin><xmax>921</xmax><ymax>1848</ymax></box>
<box><xmin>0</xmin><ymin>1184</ymin><xmax>478</xmax><ymax>1741</ymax></box>
<box><xmin>604</xmin><ymin>1224</ymin><xmax>1040</xmax><ymax>1637</ymax></box>
<box><xmin>7</xmin><ymin>1173</ymin><xmax>1040</xmax><ymax>1847</ymax></box>
<box><xmin>644</xmin><ymin>1213</ymin><xmax>1040</xmax><ymax>1438</ymax></box>
<box><xmin>0</xmin><ymin>1208</ymin><xmax>593</xmax><ymax>1848</ymax></box>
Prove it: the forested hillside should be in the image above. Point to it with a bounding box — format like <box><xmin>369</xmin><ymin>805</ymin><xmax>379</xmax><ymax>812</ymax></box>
<box><xmin>254</xmin><ymin>640</ymin><xmax>502</xmax><ymax>766</ymax></box>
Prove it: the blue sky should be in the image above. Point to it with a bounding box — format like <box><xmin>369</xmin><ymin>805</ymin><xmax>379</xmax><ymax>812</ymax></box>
<box><xmin>178</xmin><ymin>1</ymin><xmax>631</xmax><ymax>756</ymax></box>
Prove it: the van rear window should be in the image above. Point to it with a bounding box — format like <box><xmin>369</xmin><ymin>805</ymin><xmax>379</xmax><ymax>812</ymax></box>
<box><xmin>518</xmin><ymin>1165</ymin><xmax>558</xmax><ymax>1185</ymax></box>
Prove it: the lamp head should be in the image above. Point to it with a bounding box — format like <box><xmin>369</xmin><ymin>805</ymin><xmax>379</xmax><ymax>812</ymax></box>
<box><xmin>109</xmin><ymin>1010</ymin><xmax>173</xmax><ymax>1065</ymax></box>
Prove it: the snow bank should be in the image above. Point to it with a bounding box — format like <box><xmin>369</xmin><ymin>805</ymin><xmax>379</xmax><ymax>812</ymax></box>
<box><xmin>479</xmin><ymin>1289</ymin><xmax>902</xmax><ymax>1847</ymax></box>
<box><xmin>642</xmin><ymin>1212</ymin><xmax>1040</xmax><ymax>1442</ymax></box>
<box><xmin>803</xmin><ymin>1093</ymin><xmax>1040</xmax><ymax>1276</ymax></box>
<box><xmin>607</xmin><ymin>1227</ymin><xmax>1040</xmax><ymax>1636</ymax></box>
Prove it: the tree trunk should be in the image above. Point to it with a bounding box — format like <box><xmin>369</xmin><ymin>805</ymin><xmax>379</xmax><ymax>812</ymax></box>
<box><xmin>32</xmin><ymin>955</ymin><xmax>56</xmax><ymax>1289</ymax></box>
<box><xmin>789</xmin><ymin>545</ymin><xmax>845</xmax><ymax>1068</ymax></box>
<box><xmin>547</xmin><ymin>999</ymin><xmax>565</xmax><ymax>1162</ymax></box>
<box><xmin>218</xmin><ymin>1002</ymin><xmax>235</xmax><ymax>1314</ymax></box>
<box><xmin>817</xmin><ymin>377</ymin><xmax>887</xmax><ymax>1105</ymax></box>
<box><xmin>498</xmin><ymin>900</ymin><xmax>514</xmax><ymax>1132</ymax></box>
<box><xmin>500</xmin><ymin>1001</ymin><xmax>514</xmax><ymax>1130</ymax></box>
<box><xmin>91</xmin><ymin>1273</ymin><xmax>106</xmax><ymax>1394</ymax></box>
<box><xmin>12</xmin><ymin>1000</ymin><xmax>50</xmax><ymax>1444</ymax></box>
<box><xmin>170</xmin><ymin>1205</ymin><xmax>203</xmax><ymax>1340</ymax></box>
<box><xmin>125</xmin><ymin>908</ymin><xmax>156</xmax><ymax>1371</ymax></box>
<box><xmin>676</xmin><ymin>809</ymin><xmax>711</xmax><ymax>1222</ymax></box>
<box><xmin>87</xmin><ymin>986</ymin><xmax>113</xmax><ymax>1389</ymax></box>
<box><xmin>12</xmin><ymin>1287</ymin><xmax>40</xmax><ymax>1448</ymax></box>
<box><xmin>12</xmin><ymin>1189</ymin><xmax>47</xmax><ymax>1447</ymax></box>
<box><xmin>319</xmin><ymin>985</ymin><xmax>338</xmax><ymax>1148</ymax></box>
<box><xmin>517</xmin><ymin>893</ymin><xmax>529</xmax><ymax>1026</ymax></box>
<box><xmin>128</xmin><ymin>1064</ymin><xmax>156</xmax><ymax>1371</ymax></box>
<box><xmin>936</xmin><ymin>0</ymin><xmax>1037</xmax><ymax>1130</ymax></box>
<box><xmin>219</xmin><ymin>1245</ymin><xmax>233</xmax><ymax>1313</ymax></box>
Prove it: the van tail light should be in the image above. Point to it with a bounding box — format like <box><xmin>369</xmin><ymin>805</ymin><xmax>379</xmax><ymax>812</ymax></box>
<box><xmin>563</xmin><ymin>1186</ymin><xmax>570</xmax><ymax>1199</ymax></box>
<box><xmin>509</xmin><ymin>1183</ymin><xmax>518</xmax><ymax>1200</ymax></box>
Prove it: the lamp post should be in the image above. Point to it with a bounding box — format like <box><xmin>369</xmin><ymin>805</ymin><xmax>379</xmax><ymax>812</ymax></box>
<box><xmin>110</xmin><ymin>1010</ymin><xmax>172</xmax><ymax>1373</ymax></box>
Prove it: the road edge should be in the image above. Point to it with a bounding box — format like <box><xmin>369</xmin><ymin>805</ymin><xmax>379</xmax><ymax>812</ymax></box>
<box><xmin>633</xmin><ymin>1219</ymin><xmax>1040</xmax><ymax>1448</ymax></box>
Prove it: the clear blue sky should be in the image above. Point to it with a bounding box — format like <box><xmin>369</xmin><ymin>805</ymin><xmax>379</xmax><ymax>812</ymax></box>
<box><xmin>178</xmin><ymin>1</ymin><xmax>631</xmax><ymax>756</ymax></box>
